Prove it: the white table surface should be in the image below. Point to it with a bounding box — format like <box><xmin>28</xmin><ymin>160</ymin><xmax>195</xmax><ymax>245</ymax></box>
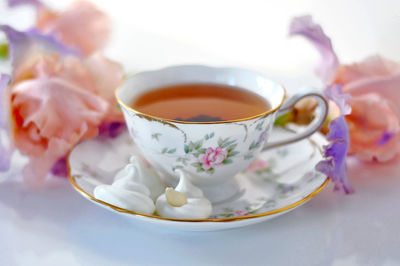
<box><xmin>1</xmin><ymin>1</ymin><xmax>400</xmax><ymax>265</ymax></box>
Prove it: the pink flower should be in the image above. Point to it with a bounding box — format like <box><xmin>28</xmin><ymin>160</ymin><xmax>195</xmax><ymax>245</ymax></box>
<box><xmin>247</xmin><ymin>159</ymin><xmax>268</xmax><ymax>172</ymax></box>
<box><xmin>1</xmin><ymin>26</ymin><xmax>123</xmax><ymax>186</ymax></box>
<box><xmin>9</xmin><ymin>0</ymin><xmax>111</xmax><ymax>56</ymax></box>
<box><xmin>235</xmin><ymin>210</ymin><xmax>249</xmax><ymax>216</ymax></box>
<box><xmin>335</xmin><ymin>57</ymin><xmax>400</xmax><ymax>162</ymax></box>
<box><xmin>199</xmin><ymin>147</ymin><xmax>228</xmax><ymax>170</ymax></box>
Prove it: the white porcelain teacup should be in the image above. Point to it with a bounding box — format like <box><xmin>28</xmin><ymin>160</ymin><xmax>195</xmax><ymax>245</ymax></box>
<box><xmin>116</xmin><ymin>65</ymin><xmax>327</xmax><ymax>202</ymax></box>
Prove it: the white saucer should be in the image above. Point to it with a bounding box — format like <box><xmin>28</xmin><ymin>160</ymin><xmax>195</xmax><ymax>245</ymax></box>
<box><xmin>68</xmin><ymin>128</ymin><xmax>328</xmax><ymax>231</ymax></box>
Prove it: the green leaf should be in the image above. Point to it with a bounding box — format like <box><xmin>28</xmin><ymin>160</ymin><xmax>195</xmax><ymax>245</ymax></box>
<box><xmin>204</xmin><ymin>134</ymin><xmax>209</xmax><ymax>140</ymax></box>
<box><xmin>191</xmin><ymin>162</ymin><xmax>202</xmax><ymax>167</ymax></box>
<box><xmin>0</xmin><ymin>43</ymin><xmax>8</xmax><ymax>59</ymax></box>
<box><xmin>274</xmin><ymin>112</ymin><xmax>294</xmax><ymax>127</ymax></box>
<box><xmin>161</xmin><ymin>147</ymin><xmax>168</xmax><ymax>154</ymax></box>
<box><xmin>249</xmin><ymin>141</ymin><xmax>260</xmax><ymax>150</ymax></box>
<box><xmin>196</xmin><ymin>167</ymin><xmax>205</xmax><ymax>172</ymax></box>
<box><xmin>168</xmin><ymin>148</ymin><xmax>176</xmax><ymax>154</ymax></box>
<box><xmin>227</xmin><ymin>143</ymin><xmax>237</xmax><ymax>153</ymax></box>
<box><xmin>223</xmin><ymin>158</ymin><xmax>233</xmax><ymax>164</ymax></box>
<box><xmin>194</xmin><ymin>140</ymin><xmax>203</xmax><ymax>150</ymax></box>
<box><xmin>151</xmin><ymin>133</ymin><xmax>161</xmax><ymax>141</ymax></box>
<box><xmin>184</xmin><ymin>144</ymin><xmax>189</xmax><ymax>153</ymax></box>
<box><xmin>210</xmin><ymin>132</ymin><xmax>215</xmax><ymax>138</ymax></box>
<box><xmin>198</xmin><ymin>148</ymin><xmax>206</xmax><ymax>154</ymax></box>
<box><xmin>244</xmin><ymin>153</ymin><xmax>254</xmax><ymax>160</ymax></box>
<box><xmin>227</xmin><ymin>151</ymin><xmax>239</xmax><ymax>157</ymax></box>
<box><xmin>220</xmin><ymin>213</ymin><xmax>234</xmax><ymax>218</ymax></box>
<box><xmin>188</xmin><ymin>142</ymin><xmax>195</xmax><ymax>152</ymax></box>
<box><xmin>256</xmin><ymin>121</ymin><xmax>264</xmax><ymax>131</ymax></box>
<box><xmin>206</xmin><ymin>168</ymin><xmax>215</xmax><ymax>174</ymax></box>
<box><xmin>220</xmin><ymin>139</ymin><xmax>236</xmax><ymax>148</ymax></box>
<box><xmin>218</xmin><ymin>137</ymin><xmax>229</xmax><ymax>147</ymax></box>
<box><xmin>221</xmin><ymin>140</ymin><xmax>235</xmax><ymax>148</ymax></box>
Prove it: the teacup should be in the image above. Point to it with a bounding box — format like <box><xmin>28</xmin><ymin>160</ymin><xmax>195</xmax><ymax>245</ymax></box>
<box><xmin>116</xmin><ymin>65</ymin><xmax>327</xmax><ymax>202</ymax></box>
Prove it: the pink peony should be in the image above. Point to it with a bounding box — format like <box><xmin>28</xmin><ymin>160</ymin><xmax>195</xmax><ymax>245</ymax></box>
<box><xmin>199</xmin><ymin>147</ymin><xmax>228</xmax><ymax>170</ymax></box>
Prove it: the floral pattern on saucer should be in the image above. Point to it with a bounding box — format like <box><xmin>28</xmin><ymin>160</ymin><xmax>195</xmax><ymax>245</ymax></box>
<box><xmin>69</xmin><ymin>127</ymin><xmax>328</xmax><ymax>224</ymax></box>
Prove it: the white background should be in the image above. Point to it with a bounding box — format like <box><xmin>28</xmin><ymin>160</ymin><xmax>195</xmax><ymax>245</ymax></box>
<box><xmin>1</xmin><ymin>0</ymin><xmax>400</xmax><ymax>265</ymax></box>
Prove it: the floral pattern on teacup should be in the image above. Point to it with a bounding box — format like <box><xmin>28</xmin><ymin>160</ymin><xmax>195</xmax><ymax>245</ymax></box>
<box><xmin>243</xmin><ymin>130</ymin><xmax>269</xmax><ymax>160</ymax></box>
<box><xmin>173</xmin><ymin>134</ymin><xmax>240</xmax><ymax>174</ymax></box>
<box><xmin>198</xmin><ymin>147</ymin><xmax>227</xmax><ymax>170</ymax></box>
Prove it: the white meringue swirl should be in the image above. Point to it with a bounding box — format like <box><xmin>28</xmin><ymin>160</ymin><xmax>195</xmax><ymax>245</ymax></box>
<box><xmin>93</xmin><ymin>156</ymin><xmax>165</xmax><ymax>215</ymax></box>
<box><xmin>94</xmin><ymin>183</ymin><xmax>155</xmax><ymax>215</ymax></box>
<box><xmin>114</xmin><ymin>156</ymin><xmax>164</xmax><ymax>201</ymax></box>
<box><xmin>156</xmin><ymin>170</ymin><xmax>212</xmax><ymax>219</ymax></box>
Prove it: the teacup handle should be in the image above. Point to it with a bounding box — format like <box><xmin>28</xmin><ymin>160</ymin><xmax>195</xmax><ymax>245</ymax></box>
<box><xmin>263</xmin><ymin>92</ymin><xmax>328</xmax><ymax>150</ymax></box>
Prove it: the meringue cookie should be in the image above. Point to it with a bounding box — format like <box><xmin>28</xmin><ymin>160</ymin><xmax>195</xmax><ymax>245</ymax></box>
<box><xmin>93</xmin><ymin>156</ymin><xmax>164</xmax><ymax>215</ymax></box>
<box><xmin>94</xmin><ymin>183</ymin><xmax>155</xmax><ymax>215</ymax></box>
<box><xmin>114</xmin><ymin>156</ymin><xmax>164</xmax><ymax>201</ymax></box>
<box><xmin>156</xmin><ymin>170</ymin><xmax>212</xmax><ymax>219</ymax></box>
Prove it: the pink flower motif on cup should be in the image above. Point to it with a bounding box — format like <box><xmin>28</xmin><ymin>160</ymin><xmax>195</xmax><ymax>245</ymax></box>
<box><xmin>247</xmin><ymin>159</ymin><xmax>268</xmax><ymax>172</ymax></box>
<box><xmin>199</xmin><ymin>147</ymin><xmax>228</xmax><ymax>170</ymax></box>
<box><xmin>177</xmin><ymin>135</ymin><xmax>238</xmax><ymax>174</ymax></box>
<box><xmin>235</xmin><ymin>210</ymin><xmax>249</xmax><ymax>216</ymax></box>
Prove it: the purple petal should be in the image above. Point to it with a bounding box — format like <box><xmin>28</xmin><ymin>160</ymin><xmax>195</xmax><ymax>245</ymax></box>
<box><xmin>0</xmin><ymin>74</ymin><xmax>10</xmax><ymax>127</ymax></box>
<box><xmin>325</xmin><ymin>111</ymin><xmax>350</xmax><ymax>142</ymax></box>
<box><xmin>376</xmin><ymin>131</ymin><xmax>394</xmax><ymax>146</ymax></box>
<box><xmin>0</xmin><ymin>25</ymin><xmax>79</xmax><ymax>76</ymax></box>
<box><xmin>316</xmin><ymin>84</ymin><xmax>353</xmax><ymax>194</ymax></box>
<box><xmin>316</xmin><ymin>116</ymin><xmax>354</xmax><ymax>194</ymax></box>
<box><xmin>7</xmin><ymin>0</ymin><xmax>42</xmax><ymax>8</ymax></box>
<box><xmin>0</xmin><ymin>143</ymin><xmax>11</xmax><ymax>172</ymax></box>
<box><xmin>324</xmin><ymin>84</ymin><xmax>351</xmax><ymax>115</ymax></box>
<box><xmin>289</xmin><ymin>15</ymin><xmax>339</xmax><ymax>83</ymax></box>
<box><xmin>98</xmin><ymin>121</ymin><xmax>126</xmax><ymax>138</ymax></box>
<box><xmin>50</xmin><ymin>156</ymin><xmax>68</xmax><ymax>177</ymax></box>
<box><xmin>0</xmin><ymin>74</ymin><xmax>11</xmax><ymax>172</ymax></box>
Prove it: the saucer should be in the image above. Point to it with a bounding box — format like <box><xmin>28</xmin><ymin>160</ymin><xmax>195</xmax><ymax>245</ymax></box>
<box><xmin>68</xmin><ymin>127</ymin><xmax>328</xmax><ymax>231</ymax></box>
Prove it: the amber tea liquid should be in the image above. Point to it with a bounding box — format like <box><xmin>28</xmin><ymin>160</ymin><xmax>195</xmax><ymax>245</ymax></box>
<box><xmin>130</xmin><ymin>83</ymin><xmax>271</xmax><ymax>122</ymax></box>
